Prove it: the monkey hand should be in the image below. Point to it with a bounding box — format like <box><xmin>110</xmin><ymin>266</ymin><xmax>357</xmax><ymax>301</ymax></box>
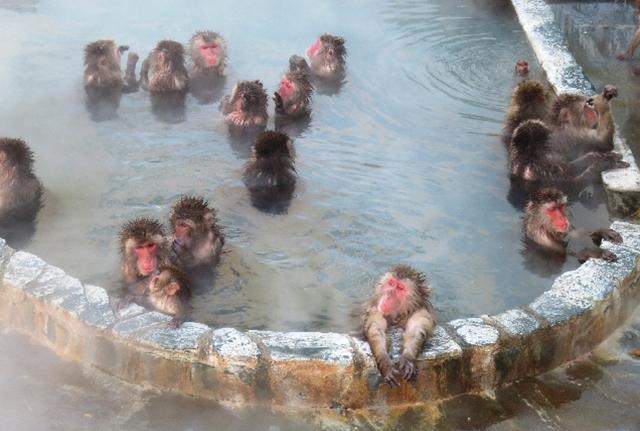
<box><xmin>397</xmin><ymin>356</ymin><xmax>418</xmax><ymax>382</ymax></box>
<box><xmin>600</xmin><ymin>249</ymin><xmax>618</xmax><ymax>262</ymax></box>
<box><xmin>595</xmin><ymin>229</ymin><xmax>623</xmax><ymax>244</ymax></box>
<box><xmin>118</xmin><ymin>45</ymin><xmax>130</xmax><ymax>54</ymax></box>
<box><xmin>273</xmin><ymin>92</ymin><xmax>285</xmax><ymax>114</ymax></box>
<box><xmin>381</xmin><ymin>366</ymin><xmax>400</xmax><ymax>388</ymax></box>
<box><xmin>602</xmin><ymin>85</ymin><xmax>618</xmax><ymax>100</ymax></box>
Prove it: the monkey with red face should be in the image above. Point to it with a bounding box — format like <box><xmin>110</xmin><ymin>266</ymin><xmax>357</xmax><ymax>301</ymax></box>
<box><xmin>524</xmin><ymin>188</ymin><xmax>623</xmax><ymax>263</ymax></box>
<box><xmin>118</xmin><ymin>217</ymin><xmax>171</xmax><ymax>296</ymax></box>
<box><xmin>362</xmin><ymin>265</ymin><xmax>435</xmax><ymax>387</ymax></box>
<box><xmin>306</xmin><ymin>33</ymin><xmax>346</xmax><ymax>80</ymax></box>
<box><xmin>514</xmin><ymin>60</ymin><xmax>529</xmax><ymax>77</ymax></box>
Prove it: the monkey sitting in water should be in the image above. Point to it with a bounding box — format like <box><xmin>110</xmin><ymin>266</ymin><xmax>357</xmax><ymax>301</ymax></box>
<box><xmin>273</xmin><ymin>57</ymin><xmax>313</xmax><ymax>120</ymax></box>
<box><xmin>219</xmin><ymin>80</ymin><xmax>269</xmax><ymax>129</ymax></box>
<box><xmin>362</xmin><ymin>265</ymin><xmax>435</xmax><ymax>387</ymax></box>
<box><xmin>523</xmin><ymin>187</ymin><xmax>623</xmax><ymax>263</ymax></box>
<box><xmin>0</xmin><ymin>138</ymin><xmax>43</xmax><ymax>226</ymax></box>
<box><xmin>243</xmin><ymin>130</ymin><xmax>297</xmax><ymax>214</ymax></box>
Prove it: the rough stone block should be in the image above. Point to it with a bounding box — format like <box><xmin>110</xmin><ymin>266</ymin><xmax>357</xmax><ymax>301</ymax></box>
<box><xmin>420</xmin><ymin>326</ymin><xmax>462</xmax><ymax>360</ymax></box>
<box><xmin>609</xmin><ymin>221</ymin><xmax>640</xmax><ymax>252</ymax></box>
<box><xmin>114</xmin><ymin>302</ymin><xmax>147</xmax><ymax>321</ymax></box>
<box><xmin>136</xmin><ymin>322</ymin><xmax>211</xmax><ymax>351</ymax></box>
<box><xmin>212</xmin><ymin>327</ymin><xmax>260</xmax><ymax>361</ymax></box>
<box><xmin>80</xmin><ymin>284</ymin><xmax>117</xmax><ymax>329</ymax></box>
<box><xmin>491</xmin><ymin>309</ymin><xmax>540</xmax><ymax>337</ymax></box>
<box><xmin>3</xmin><ymin>251</ymin><xmax>46</xmax><ymax>289</ymax></box>
<box><xmin>448</xmin><ymin>318</ymin><xmax>499</xmax><ymax>347</ymax></box>
<box><xmin>529</xmin><ymin>289</ymin><xmax>590</xmax><ymax>326</ymax></box>
<box><xmin>26</xmin><ymin>266</ymin><xmax>86</xmax><ymax>315</ymax></box>
<box><xmin>0</xmin><ymin>238</ymin><xmax>15</xmax><ymax>269</ymax></box>
<box><xmin>249</xmin><ymin>331</ymin><xmax>354</xmax><ymax>364</ymax></box>
<box><xmin>112</xmin><ymin>312</ymin><xmax>171</xmax><ymax>337</ymax></box>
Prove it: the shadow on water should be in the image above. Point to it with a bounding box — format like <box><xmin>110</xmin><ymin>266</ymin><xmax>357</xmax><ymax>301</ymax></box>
<box><xmin>85</xmin><ymin>87</ymin><xmax>122</xmax><ymax>122</ymax></box>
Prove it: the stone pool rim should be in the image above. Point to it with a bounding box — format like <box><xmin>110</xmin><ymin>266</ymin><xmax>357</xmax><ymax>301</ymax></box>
<box><xmin>1</xmin><ymin>0</ymin><xmax>640</xmax><ymax>410</ymax></box>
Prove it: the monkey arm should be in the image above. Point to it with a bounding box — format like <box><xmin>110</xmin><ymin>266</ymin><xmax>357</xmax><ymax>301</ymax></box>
<box><xmin>139</xmin><ymin>58</ymin><xmax>150</xmax><ymax>90</ymax></box>
<box><xmin>398</xmin><ymin>308</ymin><xmax>434</xmax><ymax>381</ymax></box>
<box><xmin>123</xmin><ymin>52</ymin><xmax>140</xmax><ymax>93</ymax></box>
<box><xmin>627</xmin><ymin>28</ymin><xmax>640</xmax><ymax>59</ymax></box>
<box><xmin>590</xmin><ymin>228</ymin><xmax>623</xmax><ymax>246</ymax></box>
<box><xmin>364</xmin><ymin>311</ymin><xmax>399</xmax><ymax>387</ymax></box>
<box><xmin>570</xmin><ymin>247</ymin><xmax>617</xmax><ymax>263</ymax></box>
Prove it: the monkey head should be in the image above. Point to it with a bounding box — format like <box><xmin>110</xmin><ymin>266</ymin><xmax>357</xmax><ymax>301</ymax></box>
<box><xmin>306</xmin><ymin>33</ymin><xmax>346</xmax><ymax>74</ymax></box>
<box><xmin>511</xmin><ymin>119</ymin><xmax>551</xmax><ymax>158</ymax></box>
<box><xmin>376</xmin><ymin>265</ymin><xmax>428</xmax><ymax>317</ymax></box>
<box><xmin>527</xmin><ymin>188</ymin><xmax>570</xmax><ymax>236</ymax></box>
<box><xmin>84</xmin><ymin>39</ymin><xmax>128</xmax><ymax>69</ymax></box>
<box><xmin>190</xmin><ymin>31</ymin><xmax>226</xmax><ymax>71</ymax></box>
<box><xmin>227</xmin><ymin>80</ymin><xmax>267</xmax><ymax>113</ymax></box>
<box><xmin>552</xmin><ymin>93</ymin><xmax>598</xmax><ymax>129</ymax></box>
<box><xmin>602</xmin><ymin>84</ymin><xmax>618</xmax><ymax>101</ymax></box>
<box><xmin>119</xmin><ymin>217</ymin><xmax>166</xmax><ymax>277</ymax></box>
<box><xmin>154</xmin><ymin>40</ymin><xmax>185</xmax><ymax>68</ymax></box>
<box><xmin>149</xmin><ymin>265</ymin><xmax>191</xmax><ymax>298</ymax></box>
<box><xmin>514</xmin><ymin>60</ymin><xmax>529</xmax><ymax>76</ymax></box>
<box><xmin>169</xmin><ymin>195</ymin><xmax>218</xmax><ymax>248</ymax></box>
<box><xmin>288</xmin><ymin>54</ymin><xmax>311</xmax><ymax>77</ymax></box>
<box><xmin>0</xmin><ymin>138</ymin><xmax>35</xmax><ymax>173</ymax></box>
<box><xmin>252</xmin><ymin>130</ymin><xmax>294</xmax><ymax>161</ymax></box>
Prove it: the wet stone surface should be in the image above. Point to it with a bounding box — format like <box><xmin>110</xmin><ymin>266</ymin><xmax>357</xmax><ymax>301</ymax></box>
<box><xmin>3</xmin><ymin>251</ymin><xmax>46</xmax><ymax>289</ymax></box>
<box><xmin>0</xmin><ymin>239</ymin><xmax>14</xmax><ymax>269</ymax></box>
<box><xmin>448</xmin><ymin>317</ymin><xmax>500</xmax><ymax>347</ymax></box>
<box><xmin>80</xmin><ymin>284</ymin><xmax>117</xmax><ymax>329</ymax></box>
<box><xmin>136</xmin><ymin>322</ymin><xmax>211</xmax><ymax>351</ymax></box>
<box><xmin>249</xmin><ymin>331</ymin><xmax>354</xmax><ymax>364</ymax></box>
<box><xmin>211</xmin><ymin>328</ymin><xmax>260</xmax><ymax>360</ymax></box>
<box><xmin>420</xmin><ymin>326</ymin><xmax>462</xmax><ymax>360</ymax></box>
<box><xmin>112</xmin><ymin>312</ymin><xmax>172</xmax><ymax>338</ymax></box>
<box><xmin>492</xmin><ymin>309</ymin><xmax>540</xmax><ymax>337</ymax></box>
<box><xmin>610</xmin><ymin>221</ymin><xmax>640</xmax><ymax>252</ymax></box>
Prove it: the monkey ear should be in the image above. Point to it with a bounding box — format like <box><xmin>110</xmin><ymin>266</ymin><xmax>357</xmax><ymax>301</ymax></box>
<box><xmin>560</xmin><ymin>108</ymin><xmax>572</xmax><ymax>125</ymax></box>
<box><xmin>166</xmin><ymin>282</ymin><xmax>181</xmax><ymax>296</ymax></box>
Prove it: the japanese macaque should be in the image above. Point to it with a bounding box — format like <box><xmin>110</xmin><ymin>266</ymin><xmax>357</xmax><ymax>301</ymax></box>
<box><xmin>188</xmin><ymin>31</ymin><xmax>226</xmax><ymax>78</ymax></box>
<box><xmin>187</xmin><ymin>31</ymin><xmax>227</xmax><ymax>104</ymax></box>
<box><xmin>502</xmin><ymin>80</ymin><xmax>553</xmax><ymax>145</ymax></box>
<box><xmin>288</xmin><ymin>54</ymin><xmax>312</xmax><ymax>77</ymax></box>
<box><xmin>118</xmin><ymin>217</ymin><xmax>170</xmax><ymax>295</ymax></box>
<box><xmin>243</xmin><ymin>131</ymin><xmax>296</xmax><ymax>213</ymax></box>
<box><xmin>169</xmin><ymin>195</ymin><xmax>225</xmax><ymax>269</ymax></box>
<box><xmin>548</xmin><ymin>92</ymin><xmax>615</xmax><ymax>159</ymax></box>
<box><xmin>362</xmin><ymin>265</ymin><xmax>435</xmax><ymax>387</ymax></box>
<box><xmin>306</xmin><ymin>33</ymin><xmax>346</xmax><ymax>80</ymax></box>
<box><xmin>0</xmin><ymin>138</ymin><xmax>43</xmax><ymax>225</ymax></box>
<box><xmin>219</xmin><ymin>80</ymin><xmax>268</xmax><ymax>128</ymax></box>
<box><xmin>273</xmin><ymin>65</ymin><xmax>313</xmax><ymax>119</ymax></box>
<box><xmin>148</xmin><ymin>265</ymin><xmax>192</xmax><ymax>328</ymax></box>
<box><xmin>140</xmin><ymin>40</ymin><xmax>189</xmax><ymax>93</ymax></box>
<box><xmin>523</xmin><ymin>188</ymin><xmax>623</xmax><ymax>263</ymax></box>
<box><xmin>83</xmin><ymin>39</ymin><xmax>139</xmax><ymax>95</ymax></box>
<box><xmin>509</xmin><ymin>120</ymin><xmax>627</xmax><ymax>184</ymax></box>
<box><xmin>514</xmin><ymin>59</ymin><xmax>529</xmax><ymax>77</ymax></box>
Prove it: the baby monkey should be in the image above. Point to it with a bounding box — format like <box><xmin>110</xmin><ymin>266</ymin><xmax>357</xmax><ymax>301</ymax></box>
<box><xmin>362</xmin><ymin>265</ymin><xmax>435</xmax><ymax>388</ymax></box>
<box><xmin>524</xmin><ymin>188</ymin><xmax>623</xmax><ymax>263</ymax></box>
<box><xmin>148</xmin><ymin>265</ymin><xmax>192</xmax><ymax>328</ymax></box>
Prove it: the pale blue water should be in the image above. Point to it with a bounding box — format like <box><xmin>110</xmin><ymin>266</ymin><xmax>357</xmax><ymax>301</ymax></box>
<box><xmin>0</xmin><ymin>0</ymin><xmax>612</xmax><ymax>332</ymax></box>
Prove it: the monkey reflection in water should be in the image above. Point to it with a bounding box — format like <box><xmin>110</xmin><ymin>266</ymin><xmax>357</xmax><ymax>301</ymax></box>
<box><xmin>242</xmin><ymin>131</ymin><xmax>297</xmax><ymax>214</ymax></box>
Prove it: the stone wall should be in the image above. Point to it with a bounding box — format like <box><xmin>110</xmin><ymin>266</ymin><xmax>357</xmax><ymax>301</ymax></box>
<box><xmin>0</xmin><ymin>0</ymin><xmax>639</xmax><ymax>410</ymax></box>
<box><xmin>1</xmin><ymin>221</ymin><xmax>639</xmax><ymax>409</ymax></box>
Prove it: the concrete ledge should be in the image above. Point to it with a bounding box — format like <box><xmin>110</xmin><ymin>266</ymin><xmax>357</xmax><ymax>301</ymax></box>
<box><xmin>511</xmin><ymin>0</ymin><xmax>640</xmax><ymax>217</ymax></box>
<box><xmin>1</xmin><ymin>222</ymin><xmax>639</xmax><ymax>408</ymax></box>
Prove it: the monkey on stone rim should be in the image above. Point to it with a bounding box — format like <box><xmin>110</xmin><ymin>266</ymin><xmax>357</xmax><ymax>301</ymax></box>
<box><xmin>362</xmin><ymin>265</ymin><xmax>435</xmax><ymax>387</ymax></box>
<box><xmin>523</xmin><ymin>187</ymin><xmax>623</xmax><ymax>263</ymax></box>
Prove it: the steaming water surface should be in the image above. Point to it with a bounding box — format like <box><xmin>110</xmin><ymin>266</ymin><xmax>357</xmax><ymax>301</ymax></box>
<box><xmin>0</xmin><ymin>0</ymin><xmax>612</xmax><ymax>332</ymax></box>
